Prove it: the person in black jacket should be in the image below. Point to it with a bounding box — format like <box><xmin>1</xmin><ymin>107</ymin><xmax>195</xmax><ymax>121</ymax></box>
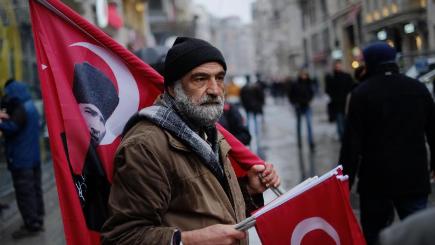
<box><xmin>287</xmin><ymin>69</ymin><xmax>315</xmax><ymax>150</ymax></box>
<box><xmin>325</xmin><ymin>60</ymin><xmax>354</xmax><ymax>141</ymax></box>
<box><xmin>339</xmin><ymin>42</ymin><xmax>435</xmax><ymax>245</ymax></box>
<box><xmin>218</xmin><ymin>103</ymin><xmax>251</xmax><ymax>145</ymax></box>
<box><xmin>240</xmin><ymin>77</ymin><xmax>265</xmax><ymax>151</ymax></box>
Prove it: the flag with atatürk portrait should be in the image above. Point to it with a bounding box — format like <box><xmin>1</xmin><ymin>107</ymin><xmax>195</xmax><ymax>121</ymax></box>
<box><xmin>29</xmin><ymin>0</ymin><xmax>264</xmax><ymax>244</ymax></box>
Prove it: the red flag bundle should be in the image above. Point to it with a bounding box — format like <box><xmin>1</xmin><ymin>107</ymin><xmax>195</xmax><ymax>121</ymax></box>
<box><xmin>253</xmin><ymin>166</ymin><xmax>365</xmax><ymax>245</ymax></box>
<box><xmin>29</xmin><ymin>0</ymin><xmax>264</xmax><ymax>244</ymax></box>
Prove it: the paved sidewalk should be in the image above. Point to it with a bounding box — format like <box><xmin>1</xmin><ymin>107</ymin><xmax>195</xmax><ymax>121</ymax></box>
<box><xmin>0</xmin><ymin>163</ymin><xmax>65</xmax><ymax>244</ymax></box>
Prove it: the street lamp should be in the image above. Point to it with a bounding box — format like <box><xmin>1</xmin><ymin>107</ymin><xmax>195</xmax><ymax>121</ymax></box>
<box><xmin>404</xmin><ymin>23</ymin><xmax>415</xmax><ymax>34</ymax></box>
<box><xmin>377</xmin><ymin>30</ymin><xmax>387</xmax><ymax>40</ymax></box>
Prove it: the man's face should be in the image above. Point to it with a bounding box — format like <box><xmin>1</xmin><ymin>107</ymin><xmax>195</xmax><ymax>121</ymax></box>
<box><xmin>169</xmin><ymin>62</ymin><xmax>225</xmax><ymax>127</ymax></box>
<box><xmin>78</xmin><ymin>103</ymin><xmax>106</xmax><ymax>144</ymax></box>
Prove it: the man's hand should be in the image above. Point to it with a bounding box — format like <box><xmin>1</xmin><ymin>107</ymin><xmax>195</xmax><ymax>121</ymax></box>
<box><xmin>181</xmin><ymin>224</ymin><xmax>246</xmax><ymax>245</ymax></box>
<box><xmin>246</xmin><ymin>163</ymin><xmax>280</xmax><ymax>194</ymax></box>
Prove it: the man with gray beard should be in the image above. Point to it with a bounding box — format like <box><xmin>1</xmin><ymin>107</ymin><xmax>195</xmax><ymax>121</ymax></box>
<box><xmin>102</xmin><ymin>37</ymin><xmax>280</xmax><ymax>245</ymax></box>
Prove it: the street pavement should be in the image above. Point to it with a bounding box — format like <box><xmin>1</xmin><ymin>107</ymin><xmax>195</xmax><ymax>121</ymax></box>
<box><xmin>0</xmin><ymin>95</ymin><xmax>433</xmax><ymax>244</ymax></box>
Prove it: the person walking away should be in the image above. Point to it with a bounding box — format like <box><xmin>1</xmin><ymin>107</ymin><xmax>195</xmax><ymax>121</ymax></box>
<box><xmin>344</xmin><ymin>65</ymin><xmax>368</xmax><ymax>114</ymax></box>
<box><xmin>325</xmin><ymin>60</ymin><xmax>354</xmax><ymax>141</ymax></box>
<box><xmin>287</xmin><ymin>69</ymin><xmax>315</xmax><ymax>151</ymax></box>
<box><xmin>240</xmin><ymin>78</ymin><xmax>265</xmax><ymax>153</ymax></box>
<box><xmin>339</xmin><ymin>42</ymin><xmax>435</xmax><ymax>245</ymax></box>
<box><xmin>0</xmin><ymin>79</ymin><xmax>44</xmax><ymax>239</ymax></box>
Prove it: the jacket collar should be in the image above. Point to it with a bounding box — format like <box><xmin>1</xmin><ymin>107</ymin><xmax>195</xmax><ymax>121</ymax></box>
<box><xmin>367</xmin><ymin>63</ymin><xmax>399</xmax><ymax>77</ymax></box>
<box><xmin>218</xmin><ymin>132</ymin><xmax>231</xmax><ymax>157</ymax></box>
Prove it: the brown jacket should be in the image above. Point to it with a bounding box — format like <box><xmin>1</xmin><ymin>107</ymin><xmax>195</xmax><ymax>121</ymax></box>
<box><xmin>101</xmin><ymin>120</ymin><xmax>247</xmax><ymax>244</ymax></box>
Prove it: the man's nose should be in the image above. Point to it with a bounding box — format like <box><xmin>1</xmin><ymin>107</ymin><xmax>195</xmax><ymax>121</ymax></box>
<box><xmin>91</xmin><ymin>127</ymin><xmax>99</xmax><ymax>137</ymax></box>
<box><xmin>206</xmin><ymin>78</ymin><xmax>223</xmax><ymax>95</ymax></box>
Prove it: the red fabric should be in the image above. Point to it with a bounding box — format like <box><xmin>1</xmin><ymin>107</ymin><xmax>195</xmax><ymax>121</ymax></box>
<box><xmin>108</xmin><ymin>3</ymin><xmax>123</xmax><ymax>29</ymax></box>
<box><xmin>216</xmin><ymin>123</ymin><xmax>264</xmax><ymax>173</ymax></box>
<box><xmin>255</xmin><ymin>176</ymin><xmax>365</xmax><ymax>245</ymax></box>
<box><xmin>29</xmin><ymin>0</ymin><xmax>263</xmax><ymax>244</ymax></box>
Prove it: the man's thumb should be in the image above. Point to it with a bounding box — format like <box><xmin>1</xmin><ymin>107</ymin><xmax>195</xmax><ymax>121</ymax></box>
<box><xmin>251</xmin><ymin>164</ymin><xmax>265</xmax><ymax>173</ymax></box>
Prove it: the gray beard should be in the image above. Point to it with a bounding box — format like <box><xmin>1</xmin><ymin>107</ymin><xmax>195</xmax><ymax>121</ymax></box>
<box><xmin>173</xmin><ymin>82</ymin><xmax>224</xmax><ymax>128</ymax></box>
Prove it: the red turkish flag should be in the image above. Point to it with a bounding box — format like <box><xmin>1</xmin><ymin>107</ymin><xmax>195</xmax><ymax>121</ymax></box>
<box><xmin>255</xmin><ymin>176</ymin><xmax>365</xmax><ymax>245</ymax></box>
<box><xmin>29</xmin><ymin>0</ymin><xmax>264</xmax><ymax>244</ymax></box>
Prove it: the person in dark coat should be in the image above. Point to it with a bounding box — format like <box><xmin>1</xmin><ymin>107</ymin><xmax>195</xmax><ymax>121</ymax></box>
<box><xmin>339</xmin><ymin>42</ymin><xmax>435</xmax><ymax>245</ymax></box>
<box><xmin>325</xmin><ymin>60</ymin><xmax>354</xmax><ymax>141</ymax></box>
<box><xmin>0</xmin><ymin>79</ymin><xmax>44</xmax><ymax>238</ymax></box>
<box><xmin>240</xmin><ymin>77</ymin><xmax>265</xmax><ymax>149</ymax></box>
<box><xmin>287</xmin><ymin>69</ymin><xmax>315</xmax><ymax>150</ymax></box>
<box><xmin>218</xmin><ymin>103</ymin><xmax>251</xmax><ymax>145</ymax></box>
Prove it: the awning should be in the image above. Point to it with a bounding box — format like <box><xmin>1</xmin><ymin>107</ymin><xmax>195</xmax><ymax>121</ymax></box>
<box><xmin>108</xmin><ymin>3</ymin><xmax>123</xmax><ymax>29</ymax></box>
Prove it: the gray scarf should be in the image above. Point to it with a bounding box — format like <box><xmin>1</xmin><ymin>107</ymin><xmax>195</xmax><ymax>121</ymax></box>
<box><xmin>125</xmin><ymin>93</ymin><xmax>225</xmax><ymax>183</ymax></box>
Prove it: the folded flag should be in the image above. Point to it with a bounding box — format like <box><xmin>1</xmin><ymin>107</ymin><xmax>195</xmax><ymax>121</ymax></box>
<box><xmin>253</xmin><ymin>166</ymin><xmax>366</xmax><ymax>245</ymax></box>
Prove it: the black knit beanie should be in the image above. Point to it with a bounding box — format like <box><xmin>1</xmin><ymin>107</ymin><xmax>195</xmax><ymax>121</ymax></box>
<box><xmin>164</xmin><ymin>37</ymin><xmax>227</xmax><ymax>87</ymax></box>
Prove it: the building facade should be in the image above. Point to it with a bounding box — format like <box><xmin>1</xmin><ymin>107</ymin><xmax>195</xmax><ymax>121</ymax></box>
<box><xmin>429</xmin><ymin>0</ymin><xmax>435</xmax><ymax>51</ymax></box>
<box><xmin>298</xmin><ymin>0</ymin><xmax>433</xmax><ymax>81</ymax></box>
<box><xmin>362</xmin><ymin>0</ymin><xmax>431</xmax><ymax>68</ymax></box>
<box><xmin>298</xmin><ymin>0</ymin><xmax>364</xmax><ymax>85</ymax></box>
<box><xmin>252</xmin><ymin>0</ymin><xmax>304</xmax><ymax>80</ymax></box>
<box><xmin>148</xmin><ymin>0</ymin><xmax>197</xmax><ymax>46</ymax></box>
<box><xmin>211</xmin><ymin>17</ymin><xmax>256</xmax><ymax>78</ymax></box>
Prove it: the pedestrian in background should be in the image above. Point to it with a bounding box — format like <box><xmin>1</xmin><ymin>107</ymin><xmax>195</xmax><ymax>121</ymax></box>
<box><xmin>218</xmin><ymin>102</ymin><xmax>251</xmax><ymax>146</ymax></box>
<box><xmin>0</xmin><ymin>79</ymin><xmax>44</xmax><ymax>239</ymax></box>
<box><xmin>325</xmin><ymin>60</ymin><xmax>354</xmax><ymax>141</ymax></box>
<box><xmin>287</xmin><ymin>69</ymin><xmax>315</xmax><ymax>151</ymax></box>
<box><xmin>339</xmin><ymin>42</ymin><xmax>435</xmax><ymax>245</ymax></box>
<box><xmin>344</xmin><ymin>64</ymin><xmax>368</xmax><ymax>114</ymax></box>
<box><xmin>240</xmin><ymin>76</ymin><xmax>265</xmax><ymax>152</ymax></box>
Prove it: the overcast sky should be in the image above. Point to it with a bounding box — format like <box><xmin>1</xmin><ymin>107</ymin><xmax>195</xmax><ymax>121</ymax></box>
<box><xmin>192</xmin><ymin>0</ymin><xmax>255</xmax><ymax>23</ymax></box>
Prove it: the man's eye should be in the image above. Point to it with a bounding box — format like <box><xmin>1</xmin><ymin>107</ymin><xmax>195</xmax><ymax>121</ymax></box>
<box><xmin>196</xmin><ymin>77</ymin><xmax>207</xmax><ymax>81</ymax></box>
<box><xmin>85</xmin><ymin>109</ymin><xmax>98</xmax><ymax>116</ymax></box>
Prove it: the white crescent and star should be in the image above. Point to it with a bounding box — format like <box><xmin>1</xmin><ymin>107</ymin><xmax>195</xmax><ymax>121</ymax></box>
<box><xmin>290</xmin><ymin>217</ymin><xmax>340</xmax><ymax>245</ymax></box>
<box><xmin>69</xmin><ymin>42</ymin><xmax>140</xmax><ymax>145</ymax></box>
